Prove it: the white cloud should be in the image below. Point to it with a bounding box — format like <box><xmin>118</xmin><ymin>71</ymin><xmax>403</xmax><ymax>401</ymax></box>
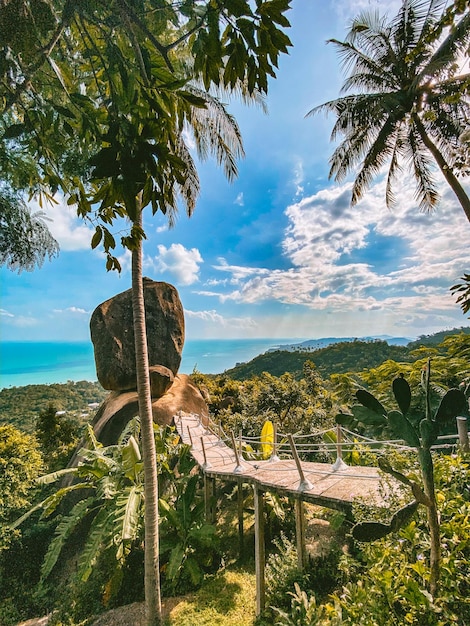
<box><xmin>53</xmin><ymin>307</ymin><xmax>89</xmax><ymax>315</ymax></box>
<box><xmin>235</xmin><ymin>192</ymin><xmax>244</xmax><ymax>206</ymax></box>
<box><xmin>150</xmin><ymin>243</ymin><xmax>203</xmax><ymax>286</ymax></box>
<box><xmin>334</xmin><ymin>0</ymin><xmax>402</xmax><ymax>20</ymax></box>
<box><xmin>3</xmin><ymin>314</ymin><xmax>39</xmax><ymax>328</ymax></box>
<box><xmin>36</xmin><ymin>198</ymin><xmax>96</xmax><ymax>251</ymax></box>
<box><xmin>206</xmin><ymin>173</ymin><xmax>469</xmax><ymax>323</ymax></box>
<box><xmin>0</xmin><ymin>309</ymin><xmax>14</xmax><ymax>318</ymax></box>
<box><xmin>185</xmin><ymin>309</ymin><xmax>258</xmax><ymax>330</ymax></box>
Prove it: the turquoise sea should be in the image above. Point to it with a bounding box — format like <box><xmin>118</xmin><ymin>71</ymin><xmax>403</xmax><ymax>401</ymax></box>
<box><xmin>0</xmin><ymin>338</ymin><xmax>295</xmax><ymax>389</ymax></box>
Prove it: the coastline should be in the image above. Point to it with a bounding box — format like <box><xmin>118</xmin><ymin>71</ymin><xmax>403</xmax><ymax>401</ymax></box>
<box><xmin>0</xmin><ymin>338</ymin><xmax>297</xmax><ymax>389</ymax></box>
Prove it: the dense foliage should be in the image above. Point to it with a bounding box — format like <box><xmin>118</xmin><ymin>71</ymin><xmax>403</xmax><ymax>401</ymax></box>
<box><xmin>0</xmin><ymin>328</ymin><xmax>468</xmax><ymax>623</ymax></box>
<box><xmin>225</xmin><ymin>340</ymin><xmax>411</xmax><ymax>380</ymax></box>
<box><xmin>270</xmin><ymin>454</ymin><xmax>470</xmax><ymax>626</ymax></box>
<box><xmin>0</xmin><ymin>380</ymin><xmax>107</xmax><ymax>431</ymax></box>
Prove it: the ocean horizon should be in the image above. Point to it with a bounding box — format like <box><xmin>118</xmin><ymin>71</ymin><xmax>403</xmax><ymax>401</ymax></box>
<box><xmin>0</xmin><ymin>338</ymin><xmax>298</xmax><ymax>389</ymax></box>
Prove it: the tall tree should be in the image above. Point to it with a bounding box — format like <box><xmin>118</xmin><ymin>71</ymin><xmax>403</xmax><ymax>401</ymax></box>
<box><xmin>308</xmin><ymin>0</ymin><xmax>470</xmax><ymax>222</ymax></box>
<box><xmin>0</xmin><ymin>2</ymin><xmax>292</xmax><ymax>623</ymax></box>
<box><xmin>0</xmin><ymin>189</ymin><xmax>59</xmax><ymax>272</ymax></box>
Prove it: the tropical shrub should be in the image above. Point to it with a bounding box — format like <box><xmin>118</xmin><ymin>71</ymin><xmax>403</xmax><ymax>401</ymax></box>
<box><xmin>264</xmin><ymin>532</ymin><xmax>344</xmax><ymax>621</ymax></box>
<box><xmin>9</xmin><ymin>419</ymin><xmax>214</xmax><ymax>622</ymax></box>
<box><xmin>269</xmin><ymin>453</ymin><xmax>470</xmax><ymax>626</ymax></box>
<box><xmin>159</xmin><ymin>472</ymin><xmax>220</xmax><ymax>595</ymax></box>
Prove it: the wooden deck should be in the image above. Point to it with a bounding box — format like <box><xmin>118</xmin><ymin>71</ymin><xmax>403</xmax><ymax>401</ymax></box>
<box><xmin>175</xmin><ymin>412</ymin><xmax>388</xmax><ymax>512</ymax></box>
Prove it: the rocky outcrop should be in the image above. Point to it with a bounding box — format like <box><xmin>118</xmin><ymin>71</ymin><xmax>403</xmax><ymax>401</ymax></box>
<box><xmin>89</xmin><ymin>375</ymin><xmax>207</xmax><ymax>446</ymax></box>
<box><xmin>90</xmin><ymin>278</ymin><xmax>184</xmax><ymax>392</ymax></box>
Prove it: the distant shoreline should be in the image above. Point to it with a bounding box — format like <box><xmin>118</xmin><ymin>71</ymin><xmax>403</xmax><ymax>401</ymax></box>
<box><xmin>0</xmin><ymin>338</ymin><xmax>294</xmax><ymax>389</ymax></box>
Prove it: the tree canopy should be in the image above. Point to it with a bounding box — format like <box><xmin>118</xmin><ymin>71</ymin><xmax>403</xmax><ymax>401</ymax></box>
<box><xmin>1</xmin><ymin>0</ymin><xmax>292</xmax><ymax>267</ymax></box>
<box><xmin>308</xmin><ymin>0</ymin><xmax>470</xmax><ymax>222</ymax></box>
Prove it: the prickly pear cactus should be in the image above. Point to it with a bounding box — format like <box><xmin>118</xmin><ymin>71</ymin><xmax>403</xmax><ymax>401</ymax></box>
<box><xmin>342</xmin><ymin>361</ymin><xmax>468</xmax><ymax>547</ymax></box>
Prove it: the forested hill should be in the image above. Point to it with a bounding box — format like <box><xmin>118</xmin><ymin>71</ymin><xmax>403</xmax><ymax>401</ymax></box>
<box><xmin>223</xmin><ymin>339</ymin><xmax>411</xmax><ymax>380</ymax></box>
<box><xmin>223</xmin><ymin>327</ymin><xmax>470</xmax><ymax>380</ymax></box>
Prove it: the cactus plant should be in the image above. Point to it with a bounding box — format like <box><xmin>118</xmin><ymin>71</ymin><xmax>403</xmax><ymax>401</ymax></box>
<box><xmin>340</xmin><ymin>359</ymin><xmax>468</xmax><ymax>597</ymax></box>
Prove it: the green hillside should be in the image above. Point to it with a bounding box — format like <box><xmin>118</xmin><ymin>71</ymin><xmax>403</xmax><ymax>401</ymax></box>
<box><xmin>223</xmin><ymin>328</ymin><xmax>470</xmax><ymax>380</ymax></box>
<box><xmin>223</xmin><ymin>339</ymin><xmax>411</xmax><ymax>380</ymax></box>
<box><xmin>0</xmin><ymin>380</ymin><xmax>107</xmax><ymax>432</ymax></box>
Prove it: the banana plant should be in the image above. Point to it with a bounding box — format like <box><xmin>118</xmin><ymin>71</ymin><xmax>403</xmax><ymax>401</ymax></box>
<box><xmin>158</xmin><ymin>473</ymin><xmax>219</xmax><ymax>594</ymax></box>
<box><xmin>337</xmin><ymin>359</ymin><xmax>468</xmax><ymax>597</ymax></box>
<box><xmin>11</xmin><ymin>420</ymin><xmax>194</xmax><ymax>605</ymax></box>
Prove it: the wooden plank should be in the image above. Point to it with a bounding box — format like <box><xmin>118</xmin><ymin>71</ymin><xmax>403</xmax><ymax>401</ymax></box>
<box><xmin>175</xmin><ymin>413</ymin><xmax>392</xmax><ymax>511</ymax></box>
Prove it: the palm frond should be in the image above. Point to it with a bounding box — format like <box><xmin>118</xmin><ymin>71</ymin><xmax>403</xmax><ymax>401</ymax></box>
<box><xmin>418</xmin><ymin>9</ymin><xmax>470</xmax><ymax>83</ymax></box>
<box><xmin>385</xmin><ymin>130</ymin><xmax>406</xmax><ymax>209</ymax></box>
<box><xmin>176</xmin><ymin>137</ymin><xmax>200</xmax><ymax>217</ymax></box>
<box><xmin>393</xmin><ymin>0</ymin><xmax>447</xmax><ymax>50</ymax></box>
<box><xmin>351</xmin><ymin>116</ymin><xmax>401</xmax><ymax>205</ymax></box>
<box><xmin>78</xmin><ymin>506</ymin><xmax>116</xmax><ymax>582</ymax></box>
<box><xmin>114</xmin><ymin>485</ymin><xmax>144</xmax><ymax>560</ymax></box>
<box><xmin>407</xmin><ymin>127</ymin><xmax>440</xmax><ymax>210</ymax></box>
<box><xmin>328</xmin><ymin>39</ymin><xmax>396</xmax><ymax>93</ymax></box>
<box><xmin>184</xmin><ymin>86</ymin><xmax>244</xmax><ymax>182</ymax></box>
<box><xmin>36</xmin><ymin>467</ymin><xmax>78</xmax><ymax>485</ymax></box>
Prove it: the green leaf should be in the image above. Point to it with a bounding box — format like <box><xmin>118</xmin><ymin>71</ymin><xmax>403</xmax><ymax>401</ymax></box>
<box><xmin>91</xmin><ymin>226</ymin><xmax>102</xmax><ymax>250</ymax></box>
<box><xmin>167</xmin><ymin>544</ymin><xmax>185</xmax><ymax>581</ymax></box>
<box><xmin>3</xmin><ymin>123</ymin><xmax>26</xmax><ymax>139</ymax></box>
<box><xmin>355</xmin><ymin>389</ymin><xmax>387</xmax><ymax>416</ymax></box>
<box><xmin>351</xmin><ymin>404</ymin><xmax>387</xmax><ymax>427</ymax></box>
<box><xmin>122</xmin><ymin>435</ymin><xmax>142</xmax><ymax>481</ymax></box>
<box><xmin>335</xmin><ymin>413</ymin><xmax>355</xmax><ymax>426</ymax></box>
<box><xmin>390</xmin><ymin>500</ymin><xmax>419</xmax><ymax>532</ymax></box>
<box><xmin>392</xmin><ymin>375</ymin><xmax>411</xmax><ymax>415</ymax></box>
<box><xmin>388</xmin><ymin>410</ymin><xmax>420</xmax><ymax>448</ymax></box>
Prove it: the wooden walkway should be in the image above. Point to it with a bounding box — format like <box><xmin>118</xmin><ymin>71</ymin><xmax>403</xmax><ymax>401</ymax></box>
<box><xmin>175</xmin><ymin>412</ymin><xmax>388</xmax><ymax>512</ymax></box>
<box><xmin>175</xmin><ymin>411</ymin><xmax>396</xmax><ymax>615</ymax></box>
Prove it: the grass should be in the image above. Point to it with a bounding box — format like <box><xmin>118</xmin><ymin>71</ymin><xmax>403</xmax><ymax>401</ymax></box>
<box><xmin>164</xmin><ymin>569</ymin><xmax>257</xmax><ymax>626</ymax></box>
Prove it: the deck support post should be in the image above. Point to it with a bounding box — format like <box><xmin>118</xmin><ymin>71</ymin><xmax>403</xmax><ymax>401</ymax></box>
<box><xmin>200</xmin><ymin>436</ymin><xmax>211</xmax><ymax>470</ymax></box>
<box><xmin>237</xmin><ymin>478</ymin><xmax>244</xmax><ymax>559</ymax></box>
<box><xmin>269</xmin><ymin>422</ymin><xmax>280</xmax><ymax>462</ymax></box>
<box><xmin>204</xmin><ymin>475</ymin><xmax>216</xmax><ymax>523</ymax></box>
<box><xmin>295</xmin><ymin>498</ymin><xmax>306</xmax><ymax>571</ymax></box>
<box><xmin>456</xmin><ymin>416</ymin><xmax>469</xmax><ymax>452</ymax></box>
<box><xmin>254</xmin><ymin>484</ymin><xmax>265</xmax><ymax>616</ymax></box>
<box><xmin>230</xmin><ymin>430</ymin><xmax>245</xmax><ymax>473</ymax></box>
<box><xmin>332</xmin><ymin>424</ymin><xmax>348</xmax><ymax>471</ymax></box>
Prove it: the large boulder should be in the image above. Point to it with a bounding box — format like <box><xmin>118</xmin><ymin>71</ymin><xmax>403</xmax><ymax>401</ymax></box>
<box><xmin>68</xmin><ymin>375</ymin><xmax>209</xmax><ymax>452</ymax></box>
<box><xmin>90</xmin><ymin>278</ymin><xmax>184</xmax><ymax>391</ymax></box>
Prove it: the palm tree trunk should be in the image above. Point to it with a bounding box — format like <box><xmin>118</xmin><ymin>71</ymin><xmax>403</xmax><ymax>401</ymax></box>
<box><xmin>414</xmin><ymin>116</ymin><xmax>470</xmax><ymax>224</ymax></box>
<box><xmin>131</xmin><ymin>202</ymin><xmax>162</xmax><ymax>626</ymax></box>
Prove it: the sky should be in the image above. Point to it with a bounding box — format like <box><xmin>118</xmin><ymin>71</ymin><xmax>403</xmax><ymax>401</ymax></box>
<box><xmin>1</xmin><ymin>0</ymin><xmax>469</xmax><ymax>344</ymax></box>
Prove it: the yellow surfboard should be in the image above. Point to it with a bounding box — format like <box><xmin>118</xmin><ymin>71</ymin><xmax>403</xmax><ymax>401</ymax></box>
<box><xmin>260</xmin><ymin>420</ymin><xmax>275</xmax><ymax>459</ymax></box>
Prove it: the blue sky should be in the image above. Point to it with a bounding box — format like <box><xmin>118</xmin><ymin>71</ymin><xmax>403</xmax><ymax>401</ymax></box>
<box><xmin>1</xmin><ymin>0</ymin><xmax>469</xmax><ymax>344</ymax></box>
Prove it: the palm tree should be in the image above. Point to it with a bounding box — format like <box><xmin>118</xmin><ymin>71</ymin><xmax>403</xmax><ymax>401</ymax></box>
<box><xmin>308</xmin><ymin>0</ymin><xmax>470</xmax><ymax>223</ymax></box>
<box><xmin>127</xmin><ymin>85</ymin><xmax>243</xmax><ymax>625</ymax></box>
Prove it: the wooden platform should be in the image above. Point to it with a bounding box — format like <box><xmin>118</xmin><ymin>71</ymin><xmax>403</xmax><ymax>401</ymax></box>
<box><xmin>175</xmin><ymin>412</ymin><xmax>387</xmax><ymax>512</ymax></box>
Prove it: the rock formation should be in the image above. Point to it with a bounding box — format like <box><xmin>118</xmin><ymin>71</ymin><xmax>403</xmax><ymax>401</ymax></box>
<box><xmin>66</xmin><ymin>282</ymin><xmax>208</xmax><ymax>477</ymax></box>
<box><xmin>90</xmin><ymin>278</ymin><xmax>184</xmax><ymax>392</ymax></box>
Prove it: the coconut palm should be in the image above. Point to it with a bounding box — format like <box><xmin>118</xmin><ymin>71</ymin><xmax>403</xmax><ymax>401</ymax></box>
<box><xmin>1</xmin><ymin>4</ymin><xmax>292</xmax><ymax>623</ymax></box>
<box><xmin>308</xmin><ymin>0</ymin><xmax>470</xmax><ymax>222</ymax></box>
